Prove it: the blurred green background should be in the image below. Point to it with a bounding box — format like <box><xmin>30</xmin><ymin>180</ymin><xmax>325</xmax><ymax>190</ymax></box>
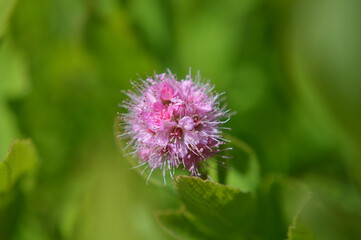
<box><xmin>0</xmin><ymin>0</ymin><xmax>360</xmax><ymax>239</ymax></box>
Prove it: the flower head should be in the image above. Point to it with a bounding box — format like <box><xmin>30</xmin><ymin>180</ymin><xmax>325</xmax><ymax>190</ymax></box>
<box><xmin>118</xmin><ymin>70</ymin><xmax>230</xmax><ymax>182</ymax></box>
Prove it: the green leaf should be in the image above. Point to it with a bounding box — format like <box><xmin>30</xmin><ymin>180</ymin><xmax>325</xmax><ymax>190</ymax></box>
<box><xmin>256</xmin><ymin>175</ymin><xmax>312</xmax><ymax>240</ymax></box>
<box><xmin>0</xmin><ymin>38</ymin><xmax>29</xmax><ymax>159</ymax></box>
<box><xmin>156</xmin><ymin>208</ymin><xmax>208</xmax><ymax>240</ymax></box>
<box><xmin>298</xmin><ymin>176</ymin><xmax>361</xmax><ymax>240</ymax></box>
<box><xmin>287</xmin><ymin>213</ymin><xmax>315</xmax><ymax>240</ymax></box>
<box><xmin>0</xmin><ymin>103</ymin><xmax>20</xmax><ymax>159</ymax></box>
<box><xmin>0</xmin><ymin>139</ymin><xmax>39</xmax><ymax>194</ymax></box>
<box><xmin>174</xmin><ymin>176</ymin><xmax>256</xmax><ymax>239</ymax></box>
<box><xmin>0</xmin><ymin>37</ymin><xmax>29</xmax><ymax>98</ymax></box>
<box><xmin>287</xmin><ymin>197</ymin><xmax>315</xmax><ymax>240</ymax></box>
<box><xmin>282</xmin><ymin>178</ymin><xmax>314</xmax><ymax>240</ymax></box>
<box><xmin>225</xmin><ymin>134</ymin><xmax>260</xmax><ymax>193</ymax></box>
<box><xmin>0</xmin><ymin>0</ymin><xmax>18</xmax><ymax>38</ymax></box>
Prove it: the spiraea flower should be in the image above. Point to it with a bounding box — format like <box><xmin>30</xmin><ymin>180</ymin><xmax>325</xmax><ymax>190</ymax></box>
<box><xmin>118</xmin><ymin>70</ymin><xmax>230</xmax><ymax>183</ymax></box>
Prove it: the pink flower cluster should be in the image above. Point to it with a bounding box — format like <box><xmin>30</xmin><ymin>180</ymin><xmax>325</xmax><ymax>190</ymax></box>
<box><xmin>119</xmin><ymin>70</ymin><xmax>230</xmax><ymax>182</ymax></box>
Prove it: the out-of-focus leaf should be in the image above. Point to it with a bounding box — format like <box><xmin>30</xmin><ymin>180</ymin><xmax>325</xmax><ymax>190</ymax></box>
<box><xmin>0</xmin><ymin>38</ymin><xmax>28</xmax><ymax>158</ymax></box>
<box><xmin>266</xmin><ymin>175</ymin><xmax>311</xmax><ymax>224</ymax></box>
<box><xmin>0</xmin><ymin>139</ymin><xmax>38</xmax><ymax>194</ymax></box>
<box><xmin>225</xmin><ymin>134</ymin><xmax>260</xmax><ymax>193</ymax></box>
<box><xmin>254</xmin><ymin>175</ymin><xmax>312</xmax><ymax>240</ymax></box>
<box><xmin>287</xmin><ymin>208</ymin><xmax>315</xmax><ymax>240</ymax></box>
<box><xmin>174</xmin><ymin>176</ymin><xmax>256</xmax><ymax>239</ymax></box>
<box><xmin>0</xmin><ymin>37</ymin><xmax>29</xmax><ymax>98</ymax></box>
<box><xmin>156</xmin><ymin>208</ymin><xmax>208</xmax><ymax>240</ymax></box>
<box><xmin>0</xmin><ymin>103</ymin><xmax>19</xmax><ymax>159</ymax></box>
<box><xmin>128</xmin><ymin>0</ymin><xmax>172</xmax><ymax>61</ymax></box>
<box><xmin>285</xmin><ymin>183</ymin><xmax>314</xmax><ymax>240</ymax></box>
<box><xmin>13</xmin><ymin>217</ymin><xmax>49</xmax><ymax>240</ymax></box>
<box><xmin>288</xmin><ymin>0</ymin><xmax>361</xmax><ymax>187</ymax></box>
<box><xmin>0</xmin><ymin>0</ymin><xmax>17</xmax><ymax>38</ymax></box>
<box><xmin>283</xmin><ymin>174</ymin><xmax>361</xmax><ymax>240</ymax></box>
<box><xmin>172</xmin><ymin>0</ymin><xmax>259</xmax><ymax>89</ymax></box>
<box><xmin>305</xmin><ymin>176</ymin><xmax>361</xmax><ymax>240</ymax></box>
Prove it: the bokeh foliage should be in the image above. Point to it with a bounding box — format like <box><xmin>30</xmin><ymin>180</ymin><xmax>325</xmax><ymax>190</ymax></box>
<box><xmin>0</xmin><ymin>0</ymin><xmax>360</xmax><ymax>239</ymax></box>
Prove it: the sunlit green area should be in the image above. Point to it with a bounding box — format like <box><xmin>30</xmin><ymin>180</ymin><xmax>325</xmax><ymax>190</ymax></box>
<box><xmin>1</xmin><ymin>0</ymin><xmax>360</xmax><ymax>239</ymax></box>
